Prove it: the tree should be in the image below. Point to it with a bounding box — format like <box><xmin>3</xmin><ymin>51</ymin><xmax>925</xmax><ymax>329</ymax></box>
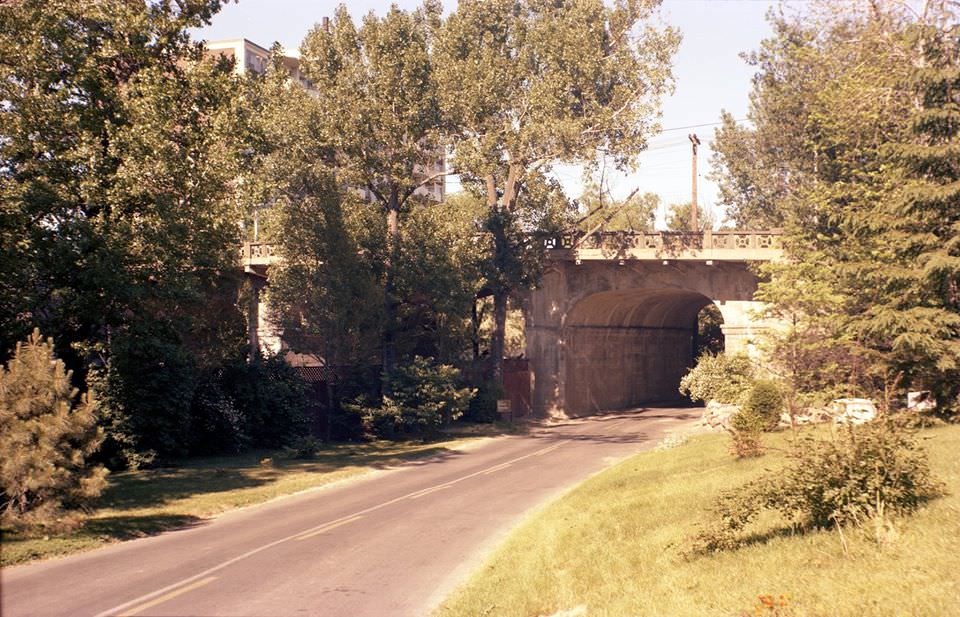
<box><xmin>576</xmin><ymin>177</ymin><xmax>658</xmax><ymax>232</ymax></box>
<box><xmin>872</xmin><ymin>14</ymin><xmax>960</xmax><ymax>407</ymax></box>
<box><xmin>664</xmin><ymin>201</ymin><xmax>714</xmax><ymax>232</ymax></box>
<box><xmin>0</xmin><ymin>0</ymin><xmax>247</xmax><ymax>463</ymax></box>
<box><xmin>714</xmin><ymin>0</ymin><xmax>960</xmax><ymax>411</ymax></box>
<box><xmin>436</xmin><ymin>0</ymin><xmax>680</xmax><ymax>380</ymax></box>
<box><xmin>298</xmin><ymin>2</ymin><xmax>446</xmax><ymax>384</ymax></box>
<box><xmin>0</xmin><ymin>330</ymin><xmax>107</xmax><ymax>527</ymax></box>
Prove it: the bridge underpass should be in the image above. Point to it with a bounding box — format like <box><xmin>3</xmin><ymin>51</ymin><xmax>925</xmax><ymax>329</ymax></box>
<box><xmin>525</xmin><ymin>231</ymin><xmax>782</xmax><ymax>417</ymax></box>
<box><xmin>561</xmin><ymin>288</ymin><xmax>717</xmax><ymax>412</ymax></box>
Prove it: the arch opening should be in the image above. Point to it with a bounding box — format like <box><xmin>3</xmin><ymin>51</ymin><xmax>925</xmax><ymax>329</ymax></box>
<box><xmin>561</xmin><ymin>288</ymin><xmax>722</xmax><ymax>414</ymax></box>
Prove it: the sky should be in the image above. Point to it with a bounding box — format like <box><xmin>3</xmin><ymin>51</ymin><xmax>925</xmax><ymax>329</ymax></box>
<box><xmin>195</xmin><ymin>0</ymin><xmax>778</xmax><ymax>228</ymax></box>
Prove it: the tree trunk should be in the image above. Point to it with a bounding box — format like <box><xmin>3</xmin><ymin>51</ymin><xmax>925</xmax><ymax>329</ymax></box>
<box><xmin>484</xmin><ymin>168</ymin><xmax>521</xmax><ymax>385</ymax></box>
<box><xmin>491</xmin><ymin>291</ymin><xmax>507</xmax><ymax>384</ymax></box>
<box><xmin>382</xmin><ymin>186</ymin><xmax>400</xmax><ymax>391</ymax></box>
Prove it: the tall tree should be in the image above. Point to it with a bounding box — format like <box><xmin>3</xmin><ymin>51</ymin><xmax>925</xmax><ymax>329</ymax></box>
<box><xmin>0</xmin><ymin>0</ymin><xmax>246</xmax><ymax>462</ymax></box>
<box><xmin>718</xmin><ymin>0</ymin><xmax>960</xmax><ymax>409</ymax></box>
<box><xmin>298</xmin><ymin>2</ymin><xmax>446</xmax><ymax>385</ymax></box>
<box><xmin>873</xmin><ymin>13</ymin><xmax>960</xmax><ymax>405</ymax></box>
<box><xmin>436</xmin><ymin>0</ymin><xmax>680</xmax><ymax>380</ymax></box>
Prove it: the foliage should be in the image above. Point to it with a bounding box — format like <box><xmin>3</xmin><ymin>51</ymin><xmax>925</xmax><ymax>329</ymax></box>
<box><xmin>190</xmin><ymin>374</ymin><xmax>247</xmax><ymax>456</ymax></box>
<box><xmin>356</xmin><ymin>357</ymin><xmax>474</xmax><ymax>439</ymax></box>
<box><xmin>464</xmin><ymin>381</ymin><xmax>506</xmax><ymax>424</ymax></box>
<box><xmin>93</xmin><ymin>322</ymin><xmax>198</xmax><ymax>465</ymax></box>
<box><xmin>693</xmin><ymin>417</ymin><xmax>944</xmax><ymax>552</ymax></box>
<box><xmin>435</xmin><ymin>0</ymin><xmax>680</xmax><ymax>380</ymax></box>
<box><xmin>664</xmin><ymin>201</ymin><xmax>715</xmax><ymax>232</ymax></box>
<box><xmin>695</xmin><ymin>304</ymin><xmax>725</xmax><ymax>358</ymax></box>
<box><xmin>394</xmin><ymin>196</ymin><xmax>487</xmax><ymax>364</ymax></box>
<box><xmin>219</xmin><ymin>356</ymin><xmax>310</xmax><ymax>450</ymax></box>
<box><xmin>679</xmin><ymin>352</ymin><xmax>755</xmax><ymax>404</ymax></box>
<box><xmin>728</xmin><ymin>409</ymin><xmax>766</xmax><ymax>459</ymax></box>
<box><xmin>742</xmin><ymin>380</ymin><xmax>784</xmax><ymax>430</ymax></box>
<box><xmin>0</xmin><ymin>0</ymin><xmax>248</xmax><ymax>464</ymax></box>
<box><xmin>713</xmin><ymin>2</ymin><xmax>960</xmax><ymax>412</ymax></box>
<box><xmin>0</xmin><ymin>331</ymin><xmax>107</xmax><ymax>528</ymax></box>
<box><xmin>299</xmin><ymin>2</ymin><xmax>445</xmax><ymax>381</ymax></box>
<box><xmin>576</xmin><ymin>177</ymin><xmax>658</xmax><ymax>232</ymax></box>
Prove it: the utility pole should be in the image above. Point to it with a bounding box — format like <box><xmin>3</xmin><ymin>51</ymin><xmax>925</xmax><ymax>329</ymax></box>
<box><xmin>688</xmin><ymin>133</ymin><xmax>700</xmax><ymax>232</ymax></box>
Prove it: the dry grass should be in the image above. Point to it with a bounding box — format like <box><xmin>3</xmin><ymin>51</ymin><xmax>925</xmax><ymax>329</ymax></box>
<box><xmin>2</xmin><ymin>437</ymin><xmax>480</xmax><ymax>567</ymax></box>
<box><xmin>437</xmin><ymin>424</ymin><xmax>960</xmax><ymax>617</ymax></box>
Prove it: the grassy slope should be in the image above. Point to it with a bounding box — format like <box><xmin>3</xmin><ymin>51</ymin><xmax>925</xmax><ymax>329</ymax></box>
<box><xmin>437</xmin><ymin>425</ymin><xmax>960</xmax><ymax>617</ymax></box>
<box><xmin>2</xmin><ymin>437</ymin><xmax>481</xmax><ymax>567</ymax></box>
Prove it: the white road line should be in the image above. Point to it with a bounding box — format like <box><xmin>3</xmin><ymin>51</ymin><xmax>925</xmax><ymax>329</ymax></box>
<box><xmin>95</xmin><ymin>438</ymin><xmax>570</xmax><ymax>617</ymax></box>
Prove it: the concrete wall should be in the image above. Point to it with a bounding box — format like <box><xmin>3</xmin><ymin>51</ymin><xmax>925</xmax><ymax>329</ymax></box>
<box><xmin>527</xmin><ymin>260</ymin><xmax>768</xmax><ymax>417</ymax></box>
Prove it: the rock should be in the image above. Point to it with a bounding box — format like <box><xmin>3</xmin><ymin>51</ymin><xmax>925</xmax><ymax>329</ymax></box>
<box><xmin>831</xmin><ymin>398</ymin><xmax>877</xmax><ymax>424</ymax></box>
<box><xmin>698</xmin><ymin>401</ymin><xmax>739</xmax><ymax>431</ymax></box>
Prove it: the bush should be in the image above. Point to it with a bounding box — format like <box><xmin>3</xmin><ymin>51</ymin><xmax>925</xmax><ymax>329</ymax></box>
<box><xmin>282</xmin><ymin>435</ymin><xmax>323</xmax><ymax>459</ymax></box>
<box><xmin>679</xmin><ymin>353</ymin><xmax>755</xmax><ymax>404</ymax></box>
<box><xmin>190</xmin><ymin>376</ymin><xmax>247</xmax><ymax>455</ymax></box>
<box><xmin>463</xmin><ymin>381</ymin><xmax>504</xmax><ymax>423</ymax></box>
<box><xmin>691</xmin><ymin>417</ymin><xmax>944</xmax><ymax>552</ymax></box>
<box><xmin>94</xmin><ymin>322</ymin><xmax>197</xmax><ymax>465</ymax></box>
<box><xmin>219</xmin><ymin>356</ymin><xmax>310</xmax><ymax>449</ymax></box>
<box><xmin>0</xmin><ymin>330</ymin><xmax>108</xmax><ymax>528</ymax></box>
<box><xmin>357</xmin><ymin>357</ymin><xmax>475</xmax><ymax>439</ymax></box>
<box><xmin>728</xmin><ymin>409</ymin><xmax>766</xmax><ymax>458</ymax></box>
<box><xmin>742</xmin><ymin>380</ymin><xmax>784</xmax><ymax>430</ymax></box>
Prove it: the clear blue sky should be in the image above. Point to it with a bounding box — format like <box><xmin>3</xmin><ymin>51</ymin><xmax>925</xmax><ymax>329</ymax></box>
<box><xmin>195</xmin><ymin>0</ymin><xmax>777</xmax><ymax>227</ymax></box>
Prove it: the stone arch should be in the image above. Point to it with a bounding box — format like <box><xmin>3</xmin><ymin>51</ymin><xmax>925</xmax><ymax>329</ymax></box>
<box><xmin>526</xmin><ymin>260</ymin><xmax>767</xmax><ymax>417</ymax></box>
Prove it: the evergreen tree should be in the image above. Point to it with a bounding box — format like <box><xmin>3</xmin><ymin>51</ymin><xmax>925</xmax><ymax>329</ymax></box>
<box><xmin>717</xmin><ymin>1</ymin><xmax>960</xmax><ymax>410</ymax></box>
<box><xmin>872</xmin><ymin>20</ymin><xmax>960</xmax><ymax>405</ymax></box>
<box><xmin>0</xmin><ymin>330</ymin><xmax>107</xmax><ymax>527</ymax></box>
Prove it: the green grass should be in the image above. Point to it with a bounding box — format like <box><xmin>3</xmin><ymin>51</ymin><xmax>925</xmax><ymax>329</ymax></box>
<box><xmin>2</xmin><ymin>435</ymin><xmax>487</xmax><ymax>567</ymax></box>
<box><xmin>437</xmin><ymin>424</ymin><xmax>960</xmax><ymax>617</ymax></box>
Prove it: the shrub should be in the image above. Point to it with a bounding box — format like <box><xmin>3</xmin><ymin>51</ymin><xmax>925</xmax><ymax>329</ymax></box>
<box><xmin>190</xmin><ymin>376</ymin><xmax>247</xmax><ymax>455</ymax></box>
<box><xmin>0</xmin><ymin>330</ymin><xmax>108</xmax><ymax>528</ymax></box>
<box><xmin>742</xmin><ymin>380</ymin><xmax>784</xmax><ymax>430</ymax></box>
<box><xmin>219</xmin><ymin>356</ymin><xmax>310</xmax><ymax>449</ymax></box>
<box><xmin>679</xmin><ymin>353</ymin><xmax>755</xmax><ymax>404</ymax></box>
<box><xmin>358</xmin><ymin>357</ymin><xmax>475</xmax><ymax>439</ymax></box>
<box><xmin>728</xmin><ymin>409</ymin><xmax>766</xmax><ymax>458</ymax></box>
<box><xmin>282</xmin><ymin>435</ymin><xmax>324</xmax><ymax>459</ymax></box>
<box><xmin>94</xmin><ymin>322</ymin><xmax>197</xmax><ymax>465</ymax></box>
<box><xmin>463</xmin><ymin>381</ymin><xmax>504</xmax><ymax>423</ymax></box>
<box><xmin>691</xmin><ymin>417</ymin><xmax>944</xmax><ymax>552</ymax></box>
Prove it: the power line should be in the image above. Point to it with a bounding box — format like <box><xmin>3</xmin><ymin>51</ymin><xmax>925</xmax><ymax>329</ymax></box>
<box><xmin>656</xmin><ymin>118</ymin><xmax>748</xmax><ymax>133</ymax></box>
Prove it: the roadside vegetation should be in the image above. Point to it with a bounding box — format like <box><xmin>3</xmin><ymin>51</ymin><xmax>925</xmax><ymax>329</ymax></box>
<box><xmin>437</xmin><ymin>424</ymin><xmax>960</xmax><ymax>617</ymax></box>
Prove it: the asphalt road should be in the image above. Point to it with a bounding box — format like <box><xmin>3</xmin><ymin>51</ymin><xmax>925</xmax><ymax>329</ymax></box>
<box><xmin>2</xmin><ymin>406</ymin><xmax>700</xmax><ymax>617</ymax></box>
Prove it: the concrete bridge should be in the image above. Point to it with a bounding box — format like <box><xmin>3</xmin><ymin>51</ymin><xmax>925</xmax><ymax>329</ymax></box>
<box><xmin>241</xmin><ymin>229</ymin><xmax>783</xmax><ymax>418</ymax></box>
<box><xmin>525</xmin><ymin>230</ymin><xmax>781</xmax><ymax>417</ymax></box>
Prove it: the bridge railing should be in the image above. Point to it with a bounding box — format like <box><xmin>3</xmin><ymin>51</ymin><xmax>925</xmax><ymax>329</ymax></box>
<box><xmin>241</xmin><ymin>230</ymin><xmax>783</xmax><ymax>270</ymax></box>
<box><xmin>543</xmin><ymin>230</ymin><xmax>783</xmax><ymax>260</ymax></box>
<box><xmin>241</xmin><ymin>242</ymin><xmax>276</xmax><ymax>267</ymax></box>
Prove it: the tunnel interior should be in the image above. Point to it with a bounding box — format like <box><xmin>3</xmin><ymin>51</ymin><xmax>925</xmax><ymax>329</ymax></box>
<box><xmin>562</xmin><ymin>288</ymin><xmax>721</xmax><ymax>414</ymax></box>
